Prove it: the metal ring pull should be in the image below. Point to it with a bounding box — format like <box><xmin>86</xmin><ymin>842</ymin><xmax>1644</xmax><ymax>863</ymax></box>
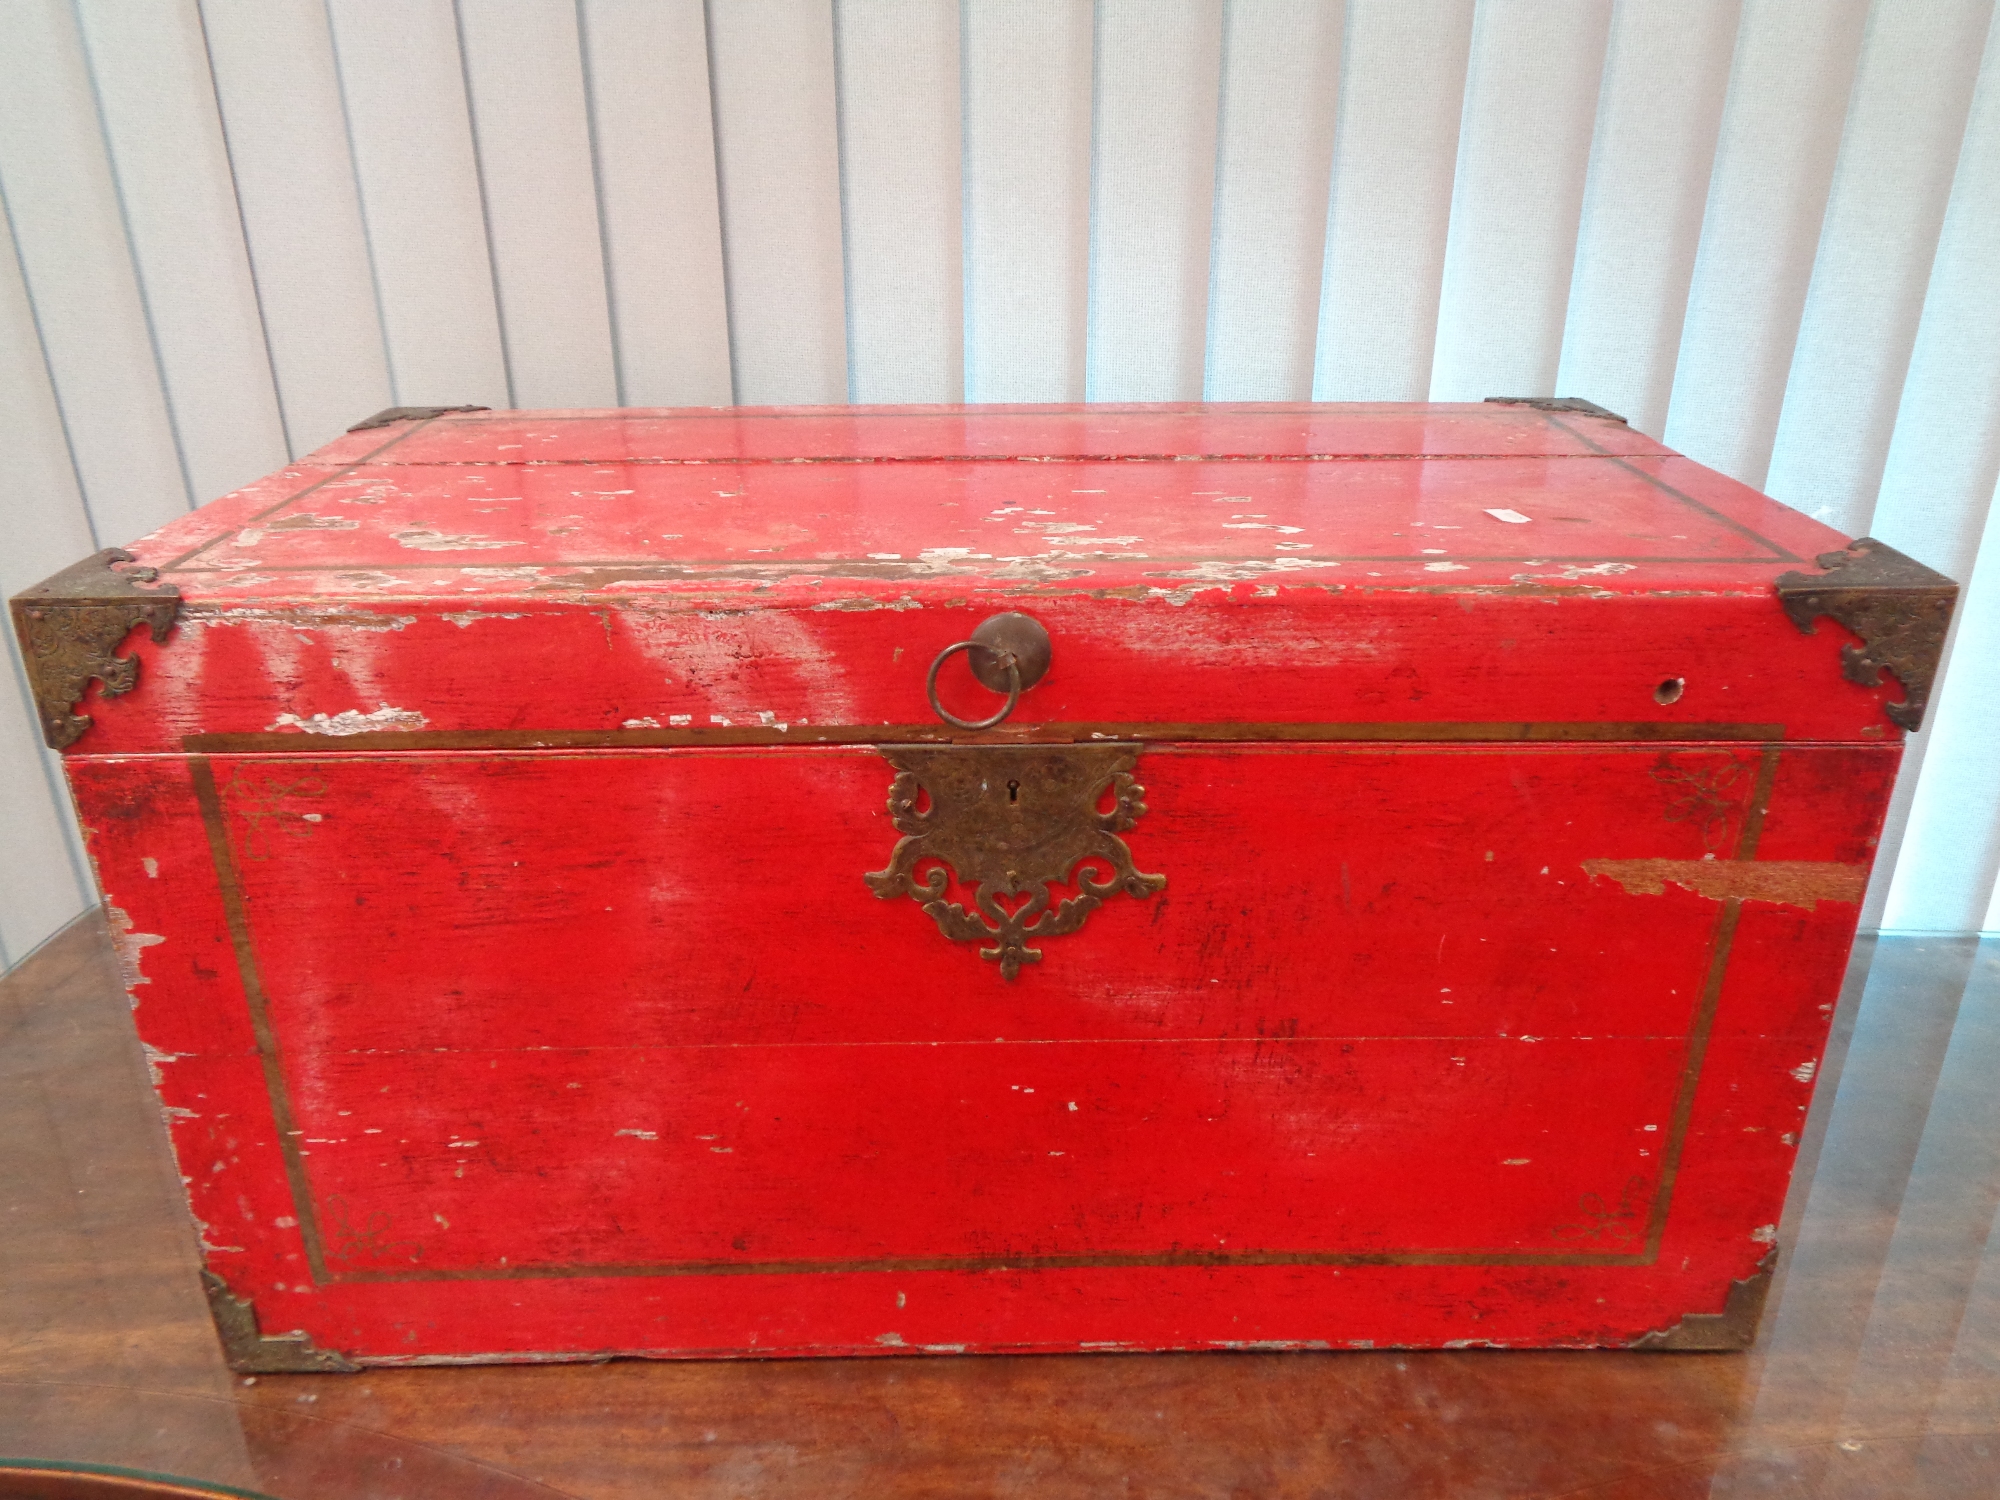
<box><xmin>927</xmin><ymin>641</ymin><xmax>1022</xmax><ymax>729</ymax></box>
<box><xmin>924</xmin><ymin>612</ymin><xmax>1053</xmax><ymax>730</ymax></box>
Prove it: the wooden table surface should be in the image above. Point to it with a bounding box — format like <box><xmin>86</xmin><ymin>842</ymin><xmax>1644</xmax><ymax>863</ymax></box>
<box><xmin>3</xmin><ymin>917</ymin><xmax>1996</xmax><ymax>1499</ymax></box>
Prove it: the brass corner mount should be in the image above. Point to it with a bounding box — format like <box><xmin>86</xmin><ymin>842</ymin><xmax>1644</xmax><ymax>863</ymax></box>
<box><xmin>202</xmin><ymin>1270</ymin><xmax>359</xmax><ymax>1373</ymax></box>
<box><xmin>1631</xmin><ymin>1249</ymin><xmax>1777</xmax><ymax>1351</ymax></box>
<box><xmin>1775</xmin><ymin>537</ymin><xmax>1958</xmax><ymax>732</ymax></box>
<box><xmin>10</xmin><ymin>548</ymin><xmax>182</xmax><ymax>750</ymax></box>
<box><xmin>347</xmin><ymin>403</ymin><xmax>490</xmax><ymax>432</ymax></box>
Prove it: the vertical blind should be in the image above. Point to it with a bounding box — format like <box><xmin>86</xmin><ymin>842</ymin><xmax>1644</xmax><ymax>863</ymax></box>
<box><xmin>1</xmin><ymin>0</ymin><xmax>1997</xmax><ymax>968</ymax></box>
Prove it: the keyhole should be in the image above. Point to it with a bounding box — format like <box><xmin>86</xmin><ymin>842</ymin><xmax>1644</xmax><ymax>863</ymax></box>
<box><xmin>1007</xmin><ymin>779</ymin><xmax>1021</xmax><ymax>804</ymax></box>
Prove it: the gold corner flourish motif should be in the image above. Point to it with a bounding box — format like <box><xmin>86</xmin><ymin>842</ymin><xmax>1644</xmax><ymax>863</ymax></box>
<box><xmin>865</xmin><ymin>744</ymin><xmax>1167</xmax><ymax>979</ymax></box>
<box><xmin>9</xmin><ymin>548</ymin><xmax>181</xmax><ymax>749</ymax></box>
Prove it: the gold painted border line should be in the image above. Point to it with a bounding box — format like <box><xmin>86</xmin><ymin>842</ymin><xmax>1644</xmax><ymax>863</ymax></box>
<box><xmin>162</xmin><ymin>411</ymin><xmax>1796</xmax><ymax>572</ymax></box>
<box><xmin>1641</xmin><ymin>744</ymin><xmax>1782</xmax><ymax>1258</ymax></box>
<box><xmin>160</xmin><ymin>416</ymin><xmax>441</xmax><ymax>574</ymax></box>
<box><xmin>1543</xmin><ymin>415</ymin><xmax>1801</xmax><ymax>562</ymax></box>
<box><xmin>193</xmin><ymin>737</ymin><xmax>1778</xmax><ymax>1287</ymax></box>
<box><xmin>158</xmin><ymin>550</ymin><xmax>1791</xmax><ymax>573</ymax></box>
<box><xmin>331</xmin><ymin>453</ymin><xmax>1657</xmax><ymax>467</ymax></box>
<box><xmin>328</xmin><ymin>404</ymin><xmax>1636</xmax><ymax>423</ymax></box>
<box><xmin>331</xmin><ymin>1246</ymin><xmax>1653</xmax><ymax>1284</ymax></box>
<box><xmin>182</xmin><ymin>721</ymin><xmax>1789</xmax><ymax>755</ymax></box>
<box><xmin>190</xmin><ymin>757</ymin><xmax>335</xmax><ymax>1284</ymax></box>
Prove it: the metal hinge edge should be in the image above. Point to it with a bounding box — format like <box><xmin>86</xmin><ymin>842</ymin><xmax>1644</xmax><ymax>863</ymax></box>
<box><xmin>1630</xmin><ymin>1249</ymin><xmax>1778</xmax><ymax>1351</ymax></box>
<box><xmin>1483</xmin><ymin>396</ymin><xmax>1629</xmax><ymax>424</ymax></box>
<box><xmin>8</xmin><ymin>548</ymin><xmax>182</xmax><ymax>750</ymax></box>
<box><xmin>202</xmin><ymin>1270</ymin><xmax>360</xmax><ymax>1373</ymax></box>
<box><xmin>347</xmin><ymin>404</ymin><xmax>491</xmax><ymax>431</ymax></box>
<box><xmin>1774</xmin><ymin>537</ymin><xmax>1959</xmax><ymax>732</ymax></box>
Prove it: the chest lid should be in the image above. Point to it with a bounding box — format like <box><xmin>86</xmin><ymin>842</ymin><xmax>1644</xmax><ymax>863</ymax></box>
<box><xmin>16</xmin><ymin>402</ymin><xmax>1956</xmax><ymax>752</ymax></box>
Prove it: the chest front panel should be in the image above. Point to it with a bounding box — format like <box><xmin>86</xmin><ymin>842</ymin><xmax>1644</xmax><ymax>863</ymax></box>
<box><xmin>72</xmin><ymin>735</ymin><xmax>1890</xmax><ymax>1357</ymax></box>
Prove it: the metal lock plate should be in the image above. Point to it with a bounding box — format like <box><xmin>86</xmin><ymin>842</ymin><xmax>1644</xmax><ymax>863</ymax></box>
<box><xmin>864</xmin><ymin>744</ymin><xmax>1166</xmax><ymax>979</ymax></box>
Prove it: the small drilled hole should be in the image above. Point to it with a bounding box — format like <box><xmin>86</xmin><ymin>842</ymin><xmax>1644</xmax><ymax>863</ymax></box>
<box><xmin>1654</xmin><ymin>677</ymin><xmax>1686</xmax><ymax>706</ymax></box>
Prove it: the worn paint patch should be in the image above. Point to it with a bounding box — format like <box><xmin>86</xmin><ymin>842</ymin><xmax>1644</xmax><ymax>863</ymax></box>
<box><xmin>391</xmin><ymin>528</ymin><xmax>518</xmax><ymax>551</ymax></box>
<box><xmin>106</xmin><ymin>904</ymin><xmax>165</xmax><ymax>993</ymax></box>
<box><xmin>441</xmin><ymin>610</ymin><xmax>528</xmax><ymax>628</ymax></box>
<box><xmin>143</xmin><ymin>1043</ymin><xmax>190</xmax><ymax>1088</ymax></box>
<box><xmin>1145</xmin><ymin>558</ymin><xmax>1337</xmax><ymax>584</ymax></box>
<box><xmin>264</xmin><ymin>513</ymin><xmax>360</xmax><ymax>532</ymax></box>
<box><xmin>1529</xmin><ymin>561</ymin><xmax>1638</xmax><ymax>581</ymax></box>
<box><xmin>810</xmin><ymin>596</ymin><xmax>923</xmax><ymax>612</ymax></box>
<box><xmin>186</xmin><ymin>606</ymin><xmax>418</xmax><ymax>632</ymax></box>
<box><xmin>530</xmin><ymin>554</ymin><xmax>1092</xmax><ymax>591</ymax></box>
<box><xmin>1583</xmin><ymin>858</ymin><xmax>1866</xmax><ymax>909</ymax></box>
<box><xmin>270</xmin><ymin>705</ymin><xmax>430</xmax><ymax>736</ymax></box>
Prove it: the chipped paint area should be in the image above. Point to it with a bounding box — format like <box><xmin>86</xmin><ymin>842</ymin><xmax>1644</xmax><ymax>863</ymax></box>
<box><xmin>329</xmin><ymin>571</ymin><xmax>410</xmax><ymax>591</ymax></box>
<box><xmin>1521</xmin><ymin>561</ymin><xmax>1639</xmax><ymax>581</ymax></box>
<box><xmin>391</xmin><ymin>528</ymin><xmax>519</xmax><ymax>551</ymax></box>
<box><xmin>265</xmin><ymin>513</ymin><xmax>360</xmax><ymax>532</ymax></box>
<box><xmin>1145</xmin><ymin>558</ymin><xmax>1339</xmax><ymax>584</ymax></box>
<box><xmin>143</xmin><ymin>1043</ymin><xmax>190</xmax><ymax>1087</ymax></box>
<box><xmin>525</xmin><ymin>552</ymin><xmax>1096</xmax><ymax>590</ymax></box>
<box><xmin>105</xmin><ymin>904</ymin><xmax>165</xmax><ymax>994</ymax></box>
<box><xmin>811</xmin><ymin>596</ymin><xmax>923</xmax><ymax>612</ymax></box>
<box><xmin>1790</xmin><ymin>1060</ymin><xmax>1818</xmax><ymax>1083</ymax></box>
<box><xmin>184</xmin><ymin>606</ymin><xmax>418</xmax><ymax>632</ymax></box>
<box><xmin>269</xmin><ymin>705</ymin><xmax>431</xmax><ymax>735</ymax></box>
<box><xmin>1582</xmin><ymin>858</ymin><xmax>1866</xmax><ymax>910</ymax></box>
<box><xmin>441</xmin><ymin>610</ymin><xmax>529</xmax><ymax>628</ymax></box>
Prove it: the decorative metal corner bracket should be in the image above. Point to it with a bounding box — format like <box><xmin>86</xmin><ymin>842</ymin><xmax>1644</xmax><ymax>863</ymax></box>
<box><xmin>865</xmin><ymin>744</ymin><xmax>1167</xmax><ymax>980</ymax></box>
<box><xmin>1483</xmin><ymin>396</ymin><xmax>1629</xmax><ymax>424</ymax></box>
<box><xmin>1775</xmin><ymin>537</ymin><xmax>1959</xmax><ymax>732</ymax></box>
<box><xmin>9</xmin><ymin>548</ymin><xmax>181</xmax><ymax>750</ymax></box>
<box><xmin>202</xmin><ymin>1270</ymin><xmax>359</xmax><ymax>1373</ymax></box>
<box><xmin>347</xmin><ymin>404</ymin><xmax>490</xmax><ymax>432</ymax></box>
<box><xmin>1631</xmin><ymin>1249</ymin><xmax>1778</xmax><ymax>1351</ymax></box>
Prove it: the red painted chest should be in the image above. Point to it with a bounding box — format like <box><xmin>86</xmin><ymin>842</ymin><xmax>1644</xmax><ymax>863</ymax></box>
<box><xmin>14</xmin><ymin>400</ymin><xmax>1956</xmax><ymax>1368</ymax></box>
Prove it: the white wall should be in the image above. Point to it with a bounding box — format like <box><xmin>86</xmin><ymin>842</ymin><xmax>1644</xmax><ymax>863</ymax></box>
<box><xmin>2</xmin><ymin>0</ymin><xmax>1997</xmax><ymax>968</ymax></box>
